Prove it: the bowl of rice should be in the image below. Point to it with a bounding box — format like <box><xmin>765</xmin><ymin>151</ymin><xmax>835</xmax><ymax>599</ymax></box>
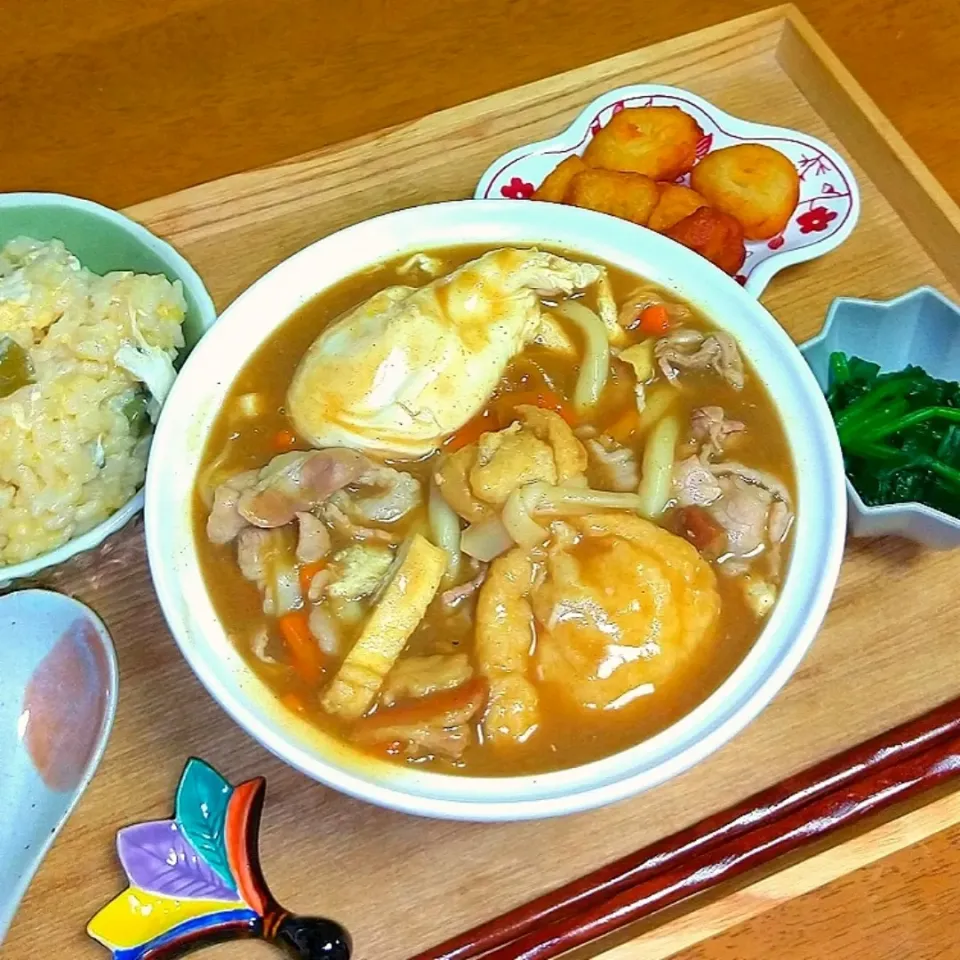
<box><xmin>0</xmin><ymin>192</ymin><xmax>217</xmax><ymax>584</ymax></box>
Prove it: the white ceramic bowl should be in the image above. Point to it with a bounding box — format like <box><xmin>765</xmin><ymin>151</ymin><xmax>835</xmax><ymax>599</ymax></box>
<box><xmin>0</xmin><ymin>192</ymin><xmax>218</xmax><ymax>585</ymax></box>
<box><xmin>146</xmin><ymin>200</ymin><xmax>846</xmax><ymax>821</ymax></box>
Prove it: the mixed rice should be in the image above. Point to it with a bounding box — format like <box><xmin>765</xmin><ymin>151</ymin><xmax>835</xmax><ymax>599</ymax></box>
<box><xmin>0</xmin><ymin>237</ymin><xmax>187</xmax><ymax>566</ymax></box>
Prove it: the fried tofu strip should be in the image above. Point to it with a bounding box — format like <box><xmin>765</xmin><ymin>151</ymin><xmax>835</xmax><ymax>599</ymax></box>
<box><xmin>476</xmin><ymin>547</ymin><xmax>540</xmax><ymax>743</ymax></box>
<box><xmin>321</xmin><ymin>534</ymin><xmax>447</xmax><ymax>719</ymax></box>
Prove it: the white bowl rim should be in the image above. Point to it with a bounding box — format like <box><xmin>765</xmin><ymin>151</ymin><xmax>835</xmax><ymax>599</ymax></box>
<box><xmin>0</xmin><ymin>191</ymin><xmax>218</xmax><ymax>584</ymax></box>
<box><xmin>801</xmin><ymin>285</ymin><xmax>960</xmax><ymax>532</ymax></box>
<box><xmin>146</xmin><ymin>199</ymin><xmax>847</xmax><ymax>821</ymax></box>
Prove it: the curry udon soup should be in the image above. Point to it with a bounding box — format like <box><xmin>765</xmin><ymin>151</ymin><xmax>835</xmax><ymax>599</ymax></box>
<box><xmin>194</xmin><ymin>245</ymin><xmax>795</xmax><ymax>775</ymax></box>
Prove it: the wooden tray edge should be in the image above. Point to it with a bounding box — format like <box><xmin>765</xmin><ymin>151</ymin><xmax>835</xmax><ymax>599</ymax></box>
<box><xmin>104</xmin><ymin>11</ymin><xmax>960</xmax><ymax>959</ymax></box>
<box><xmin>777</xmin><ymin>4</ymin><xmax>960</xmax><ymax>290</ymax></box>
<box><xmin>590</xmin><ymin>787</ymin><xmax>960</xmax><ymax>959</ymax></box>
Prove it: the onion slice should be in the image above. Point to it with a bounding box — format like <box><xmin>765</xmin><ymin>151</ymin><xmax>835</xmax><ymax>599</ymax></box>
<box><xmin>461</xmin><ymin>515</ymin><xmax>515</xmax><ymax>562</ymax></box>
<box><xmin>502</xmin><ymin>485</ymin><xmax>550</xmax><ymax>548</ymax></box>
<box><xmin>428</xmin><ymin>478</ymin><xmax>462</xmax><ymax>584</ymax></box>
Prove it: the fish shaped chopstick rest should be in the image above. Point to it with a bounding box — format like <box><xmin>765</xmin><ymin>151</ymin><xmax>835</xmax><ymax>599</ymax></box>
<box><xmin>87</xmin><ymin>758</ymin><xmax>351</xmax><ymax>959</ymax></box>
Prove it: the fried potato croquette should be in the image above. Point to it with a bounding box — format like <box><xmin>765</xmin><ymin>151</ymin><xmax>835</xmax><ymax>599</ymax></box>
<box><xmin>665</xmin><ymin>207</ymin><xmax>746</xmax><ymax>275</ymax></box>
<box><xmin>691</xmin><ymin>144</ymin><xmax>800</xmax><ymax>240</ymax></box>
<box><xmin>648</xmin><ymin>183</ymin><xmax>709</xmax><ymax>233</ymax></box>
<box><xmin>583</xmin><ymin>107</ymin><xmax>703</xmax><ymax>181</ymax></box>
<box><xmin>533</xmin><ymin>155</ymin><xmax>589</xmax><ymax>203</ymax></box>
<box><xmin>566</xmin><ymin>169</ymin><xmax>659</xmax><ymax>226</ymax></box>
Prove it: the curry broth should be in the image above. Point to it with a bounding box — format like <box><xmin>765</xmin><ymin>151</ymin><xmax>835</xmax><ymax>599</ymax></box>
<box><xmin>194</xmin><ymin>244</ymin><xmax>795</xmax><ymax>776</ymax></box>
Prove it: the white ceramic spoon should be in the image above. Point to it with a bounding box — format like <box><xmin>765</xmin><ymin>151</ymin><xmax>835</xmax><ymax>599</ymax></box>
<box><xmin>0</xmin><ymin>589</ymin><xmax>118</xmax><ymax>943</ymax></box>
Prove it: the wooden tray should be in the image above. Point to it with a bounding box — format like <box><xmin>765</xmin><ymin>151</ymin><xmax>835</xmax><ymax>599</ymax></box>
<box><xmin>8</xmin><ymin>5</ymin><xmax>960</xmax><ymax>958</ymax></box>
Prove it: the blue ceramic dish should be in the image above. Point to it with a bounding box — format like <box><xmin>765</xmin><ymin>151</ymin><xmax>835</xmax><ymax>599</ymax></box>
<box><xmin>801</xmin><ymin>286</ymin><xmax>960</xmax><ymax>548</ymax></box>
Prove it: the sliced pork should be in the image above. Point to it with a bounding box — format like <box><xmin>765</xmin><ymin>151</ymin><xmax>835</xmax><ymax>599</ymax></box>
<box><xmin>673</xmin><ymin>455</ymin><xmax>723</xmax><ymax>507</ymax></box>
<box><xmin>707</xmin><ymin>460</ymin><xmax>793</xmax><ymax>509</ymax></box>
<box><xmin>673</xmin><ymin>443</ymin><xmax>794</xmax><ymax>582</ymax></box>
<box><xmin>344</xmin><ymin>465</ymin><xmax>421</xmax><ymax>523</ymax></box>
<box><xmin>322</xmin><ymin>499</ymin><xmax>401</xmax><ymax>544</ymax></box>
<box><xmin>211</xmin><ymin>447</ymin><xmax>421</xmax><ymax>540</ymax></box>
<box><xmin>295</xmin><ymin>511</ymin><xmax>331</xmax><ymax>563</ymax></box>
<box><xmin>439</xmin><ymin>564</ymin><xmax>489</xmax><ymax>608</ymax></box>
<box><xmin>709</xmin><ymin>475</ymin><xmax>773</xmax><ymax>560</ymax></box>
<box><xmin>655</xmin><ymin>329</ymin><xmax>744</xmax><ymax>389</ymax></box>
<box><xmin>585</xmin><ymin>437</ymin><xmax>640</xmax><ymax>492</ymax></box>
<box><xmin>691</xmin><ymin>406</ymin><xmax>745</xmax><ymax>460</ymax></box>
<box><xmin>206</xmin><ymin>469</ymin><xmax>258</xmax><ymax>544</ymax></box>
<box><xmin>236</xmin><ymin>449</ymin><xmax>368</xmax><ymax>528</ymax></box>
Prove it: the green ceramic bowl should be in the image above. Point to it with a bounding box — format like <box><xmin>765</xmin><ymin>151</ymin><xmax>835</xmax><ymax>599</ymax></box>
<box><xmin>0</xmin><ymin>192</ymin><xmax>217</xmax><ymax>584</ymax></box>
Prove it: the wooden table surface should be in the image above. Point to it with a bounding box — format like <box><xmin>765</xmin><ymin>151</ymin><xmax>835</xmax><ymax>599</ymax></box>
<box><xmin>4</xmin><ymin>1</ymin><xmax>960</xmax><ymax>957</ymax></box>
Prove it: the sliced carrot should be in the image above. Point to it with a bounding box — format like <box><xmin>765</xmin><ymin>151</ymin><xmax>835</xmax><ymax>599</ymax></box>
<box><xmin>605</xmin><ymin>406</ymin><xmax>640</xmax><ymax>443</ymax></box>
<box><xmin>298</xmin><ymin>559</ymin><xmax>326</xmax><ymax>594</ymax></box>
<box><xmin>278</xmin><ymin>610</ymin><xmax>323</xmax><ymax>684</ymax></box>
<box><xmin>444</xmin><ymin>409</ymin><xmax>497</xmax><ymax>452</ymax></box>
<box><xmin>492</xmin><ymin>389</ymin><xmax>577</xmax><ymax>427</ymax></box>
<box><xmin>675</xmin><ymin>506</ymin><xmax>725</xmax><ymax>553</ymax></box>
<box><xmin>637</xmin><ymin>303</ymin><xmax>670</xmax><ymax>336</ymax></box>
<box><xmin>281</xmin><ymin>692</ymin><xmax>307</xmax><ymax>714</ymax></box>
<box><xmin>352</xmin><ymin>678</ymin><xmax>488</xmax><ymax>734</ymax></box>
<box><xmin>273</xmin><ymin>428</ymin><xmax>299</xmax><ymax>451</ymax></box>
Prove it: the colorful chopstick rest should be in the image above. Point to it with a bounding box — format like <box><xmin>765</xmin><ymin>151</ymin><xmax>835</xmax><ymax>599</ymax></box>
<box><xmin>87</xmin><ymin>758</ymin><xmax>351</xmax><ymax>959</ymax></box>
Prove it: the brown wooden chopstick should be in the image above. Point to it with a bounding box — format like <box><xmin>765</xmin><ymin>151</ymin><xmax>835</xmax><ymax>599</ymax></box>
<box><xmin>409</xmin><ymin>697</ymin><xmax>960</xmax><ymax>960</ymax></box>
<box><xmin>478</xmin><ymin>731</ymin><xmax>960</xmax><ymax>960</ymax></box>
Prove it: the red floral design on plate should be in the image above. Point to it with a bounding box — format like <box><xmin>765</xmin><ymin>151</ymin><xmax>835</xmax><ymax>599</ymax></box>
<box><xmin>767</xmin><ymin>235</ymin><xmax>785</xmax><ymax>250</ymax></box>
<box><xmin>797</xmin><ymin>205</ymin><xmax>838</xmax><ymax>234</ymax></box>
<box><xmin>734</xmin><ymin>274</ymin><xmax>748</xmax><ymax>286</ymax></box>
<box><xmin>501</xmin><ymin>177</ymin><xmax>535</xmax><ymax>200</ymax></box>
<box><xmin>695</xmin><ymin>133</ymin><xmax>713</xmax><ymax>160</ymax></box>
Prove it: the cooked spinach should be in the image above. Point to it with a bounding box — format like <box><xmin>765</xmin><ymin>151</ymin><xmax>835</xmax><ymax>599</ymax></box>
<box><xmin>827</xmin><ymin>352</ymin><xmax>960</xmax><ymax>518</ymax></box>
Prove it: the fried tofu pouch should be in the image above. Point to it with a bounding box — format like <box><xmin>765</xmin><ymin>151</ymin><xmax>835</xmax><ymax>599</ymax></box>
<box><xmin>533</xmin><ymin>155</ymin><xmax>589</xmax><ymax>202</ymax></box>
<box><xmin>691</xmin><ymin>144</ymin><xmax>800</xmax><ymax>240</ymax></box>
<box><xmin>583</xmin><ymin>106</ymin><xmax>703</xmax><ymax>181</ymax></box>
<box><xmin>533</xmin><ymin>514</ymin><xmax>720</xmax><ymax>711</ymax></box>
<box><xmin>566</xmin><ymin>169</ymin><xmax>659</xmax><ymax>226</ymax></box>
<box><xmin>648</xmin><ymin>184</ymin><xmax>709</xmax><ymax>233</ymax></box>
<box><xmin>321</xmin><ymin>534</ymin><xmax>447</xmax><ymax>719</ymax></box>
<box><xmin>665</xmin><ymin>207</ymin><xmax>746</xmax><ymax>276</ymax></box>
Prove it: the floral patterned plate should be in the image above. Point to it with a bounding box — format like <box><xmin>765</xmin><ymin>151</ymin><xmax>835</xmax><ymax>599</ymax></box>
<box><xmin>475</xmin><ymin>84</ymin><xmax>860</xmax><ymax>296</ymax></box>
